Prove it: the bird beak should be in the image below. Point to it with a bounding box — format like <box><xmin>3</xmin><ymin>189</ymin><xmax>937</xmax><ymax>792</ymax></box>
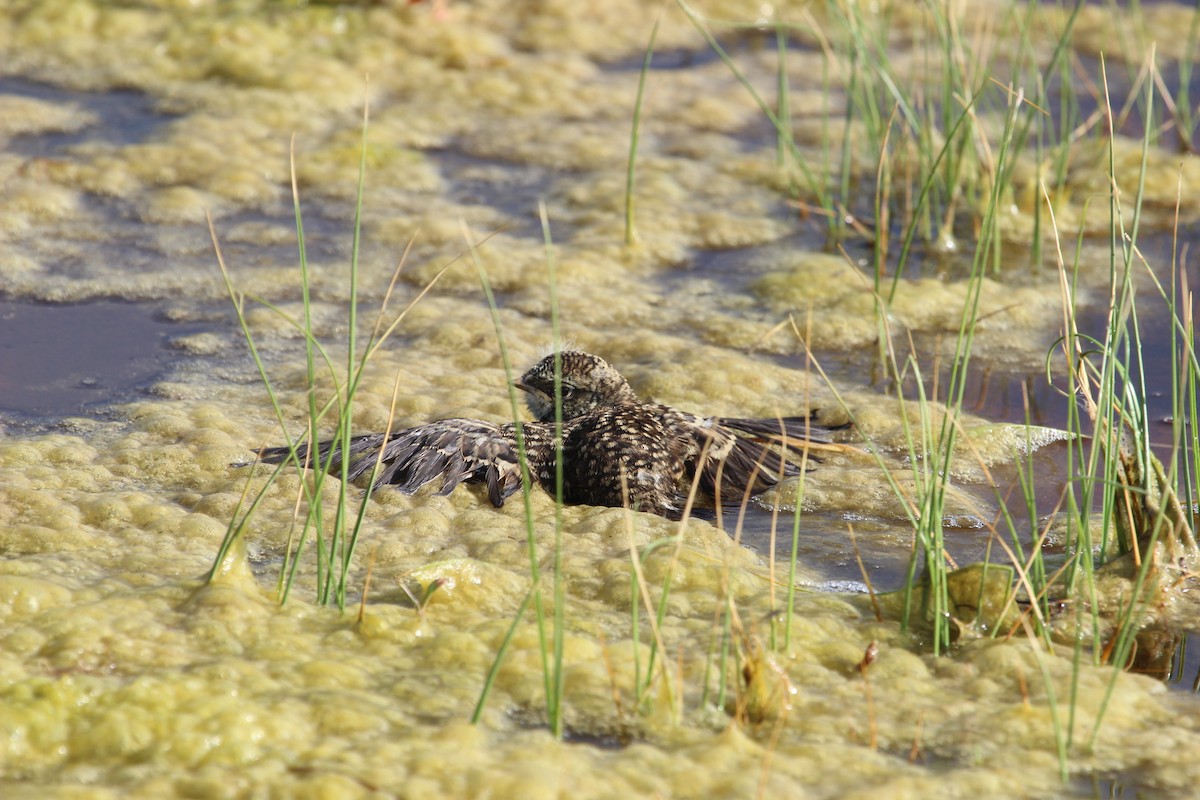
<box><xmin>513</xmin><ymin>380</ymin><xmax>552</xmax><ymax>404</ymax></box>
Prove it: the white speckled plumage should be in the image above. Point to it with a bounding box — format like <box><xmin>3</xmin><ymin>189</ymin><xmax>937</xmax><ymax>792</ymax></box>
<box><xmin>258</xmin><ymin>351</ymin><xmax>843</xmax><ymax>517</ymax></box>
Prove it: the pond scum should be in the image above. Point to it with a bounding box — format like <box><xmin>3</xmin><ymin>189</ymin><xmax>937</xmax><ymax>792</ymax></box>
<box><xmin>206</xmin><ymin>0</ymin><xmax>1200</xmax><ymax>791</ymax></box>
<box><xmin>7</xmin><ymin>1</ymin><xmax>1200</xmax><ymax>798</ymax></box>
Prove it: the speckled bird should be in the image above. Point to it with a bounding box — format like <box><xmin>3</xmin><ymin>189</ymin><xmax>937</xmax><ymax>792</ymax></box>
<box><xmin>257</xmin><ymin>351</ymin><xmax>844</xmax><ymax>518</ymax></box>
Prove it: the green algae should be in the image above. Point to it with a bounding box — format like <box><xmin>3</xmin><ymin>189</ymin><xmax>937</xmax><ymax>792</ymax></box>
<box><xmin>0</xmin><ymin>0</ymin><xmax>1199</xmax><ymax>797</ymax></box>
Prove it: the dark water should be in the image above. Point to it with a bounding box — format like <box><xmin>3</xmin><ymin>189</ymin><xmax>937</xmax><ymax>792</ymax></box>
<box><xmin>0</xmin><ymin>298</ymin><xmax>211</xmax><ymax>421</ymax></box>
<box><xmin>0</xmin><ymin>75</ymin><xmax>170</xmax><ymax>156</ymax></box>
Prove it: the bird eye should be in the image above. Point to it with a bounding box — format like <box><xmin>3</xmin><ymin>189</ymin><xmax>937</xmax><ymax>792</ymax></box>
<box><xmin>561</xmin><ymin>386</ymin><xmax>576</xmax><ymax>399</ymax></box>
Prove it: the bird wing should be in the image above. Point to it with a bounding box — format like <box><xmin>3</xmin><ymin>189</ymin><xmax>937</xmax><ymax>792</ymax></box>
<box><xmin>257</xmin><ymin>419</ymin><xmax>546</xmax><ymax>507</ymax></box>
<box><xmin>672</xmin><ymin>412</ymin><xmax>847</xmax><ymax>504</ymax></box>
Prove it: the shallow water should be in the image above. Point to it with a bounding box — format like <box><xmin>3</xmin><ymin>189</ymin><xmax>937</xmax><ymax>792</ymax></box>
<box><xmin>2</xmin><ymin>1</ymin><xmax>1200</xmax><ymax>798</ymax></box>
<box><xmin>0</xmin><ymin>299</ymin><xmax>213</xmax><ymax>420</ymax></box>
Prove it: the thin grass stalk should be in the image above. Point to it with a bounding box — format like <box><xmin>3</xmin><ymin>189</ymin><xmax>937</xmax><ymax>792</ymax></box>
<box><xmin>1168</xmin><ymin>178</ymin><xmax>1197</xmax><ymax>512</ymax></box>
<box><xmin>625</xmin><ymin>17</ymin><xmax>660</xmax><ymax>246</ymax></box>
<box><xmin>326</xmin><ymin>99</ymin><xmax>372</xmax><ymax>608</ymax></box>
<box><xmin>899</xmin><ymin>353</ymin><xmax>949</xmax><ymax>648</ymax></box>
<box><xmin>889</xmin><ymin>89</ymin><xmax>983</xmax><ymax>301</ymax></box>
<box><xmin>628</xmin><ymin>534</ymin><xmax>680</xmax><ymax>715</ymax></box>
<box><xmin>291</xmin><ymin>132</ymin><xmax>332</xmax><ymax>604</ymax></box>
<box><xmin>340</xmin><ymin>375</ymin><xmax>402</xmax><ymax>609</ymax></box>
<box><xmin>783</xmin><ymin>313</ymin><xmax>815</xmax><ymax>651</ymax></box>
<box><xmin>700</xmin><ymin>578</ymin><xmax>726</xmax><ymax>709</ymax></box>
<box><xmin>766</xmin><ymin>446</ymin><xmax>783</xmax><ymax>653</ymax></box>
<box><xmin>1176</xmin><ymin>6</ymin><xmax>1200</xmax><ymax>150</ymax></box>
<box><xmin>1105</xmin><ymin>54</ymin><xmax>1157</xmax><ymax>557</ymax></box>
<box><xmin>872</xmin><ymin>105</ymin><xmax>897</xmax><ymax>293</ymax></box>
<box><xmin>206</xmin><ymin>212</ymin><xmax>339</xmax><ymax>595</ymax></box>
<box><xmin>837</xmin><ymin>43</ymin><xmax>861</xmax><ymax>244</ymax></box>
<box><xmin>1058</xmin><ymin>202</ymin><xmax>1103</xmax><ymax>601</ymax></box>
<box><xmin>471</xmin><ymin>585</ymin><xmax>539</xmax><ymax>724</ymax></box>
<box><xmin>632</xmin><ymin>564</ymin><xmax>644</xmax><ymax>709</ymax></box>
<box><xmin>1093</xmin><ymin>56</ymin><xmax>1134</xmax><ymax>563</ymax></box>
<box><xmin>1016</xmin><ymin>407</ymin><xmax>1049</xmax><ymax>616</ymax></box>
<box><xmin>674</xmin><ymin>0</ymin><xmax>825</xmax><ymax>207</ymax></box>
<box><xmin>717</xmin><ymin>598</ymin><xmax>732</xmax><ymax>711</ymax></box>
<box><xmin>1180</xmin><ymin>264</ymin><xmax>1199</xmax><ymax>515</ymax></box>
<box><xmin>467</xmin><ymin>228</ymin><xmax>554</xmax><ymax>726</ymax></box>
<box><xmin>1060</xmin><ymin>220</ymin><xmax>1107</xmax><ymax>669</ymax></box>
<box><xmin>774</xmin><ymin>24</ymin><xmax>794</xmax><ymax>196</ymax></box>
<box><xmin>915</xmin><ymin>88</ymin><xmax>1024</xmax><ymax>652</ymax></box>
<box><xmin>539</xmin><ymin>202</ymin><xmax>567</xmax><ymax>738</ymax></box>
<box><xmin>206</xmin><ymin>230</ymin><xmax>281</xmax><ymax>578</ymax></box>
<box><xmin>636</xmin><ymin>451</ymin><xmax>708</xmax><ymax>707</ymax></box>
<box><xmin>782</xmin><ymin>474</ymin><xmax>807</xmax><ymax>653</ymax></box>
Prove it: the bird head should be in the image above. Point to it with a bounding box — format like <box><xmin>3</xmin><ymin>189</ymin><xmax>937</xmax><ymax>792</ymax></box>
<box><xmin>514</xmin><ymin>351</ymin><xmax>637</xmax><ymax>422</ymax></box>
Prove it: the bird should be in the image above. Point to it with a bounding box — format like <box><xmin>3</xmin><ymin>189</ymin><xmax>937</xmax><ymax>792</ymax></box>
<box><xmin>255</xmin><ymin>350</ymin><xmax>845</xmax><ymax>518</ymax></box>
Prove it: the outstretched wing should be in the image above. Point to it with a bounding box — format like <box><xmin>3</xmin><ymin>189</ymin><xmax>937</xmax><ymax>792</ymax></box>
<box><xmin>257</xmin><ymin>419</ymin><xmax>544</xmax><ymax>507</ymax></box>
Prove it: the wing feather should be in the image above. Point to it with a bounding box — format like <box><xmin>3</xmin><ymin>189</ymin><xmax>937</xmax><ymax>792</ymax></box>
<box><xmin>257</xmin><ymin>419</ymin><xmax>537</xmax><ymax>507</ymax></box>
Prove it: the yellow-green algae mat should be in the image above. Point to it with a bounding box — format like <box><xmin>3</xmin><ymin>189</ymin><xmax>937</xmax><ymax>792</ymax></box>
<box><xmin>3</xmin><ymin>0</ymin><xmax>1200</xmax><ymax>799</ymax></box>
<box><xmin>2</xmin><ymin>389</ymin><xmax>1200</xmax><ymax>799</ymax></box>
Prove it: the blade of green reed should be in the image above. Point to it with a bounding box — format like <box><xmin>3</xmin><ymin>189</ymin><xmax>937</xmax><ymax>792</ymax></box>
<box><xmin>539</xmin><ymin>200</ymin><xmax>567</xmax><ymax>738</ymax></box>
<box><xmin>635</xmin><ymin>446</ymin><xmax>708</xmax><ymax>712</ymax></box>
<box><xmin>325</xmin><ymin>95</ymin><xmax>372</xmax><ymax>609</ymax></box>
<box><xmin>206</xmin><ymin>216</ymin><xmax>304</xmax><ymax>581</ymax></box>
<box><xmin>464</xmin><ymin>223</ymin><xmax>554</xmax><ymax>733</ymax></box>
<box><xmin>781</xmin><ymin>311</ymin><xmax>816</xmax><ymax>652</ymax></box>
<box><xmin>1088</xmin><ymin>61</ymin><xmax>1176</xmax><ymax>746</ymax></box>
<box><xmin>625</xmin><ymin>15</ymin><xmax>659</xmax><ymax>246</ymax></box>
<box><xmin>887</xmin><ymin>86</ymin><xmax>985</xmax><ymax>302</ymax></box>
<box><xmin>628</xmin><ymin>532</ymin><xmax>681</xmax><ymax>715</ymax></box>
<box><xmin>1176</xmin><ymin>6</ymin><xmax>1200</xmax><ymax>150</ymax></box>
<box><xmin>674</xmin><ymin>0</ymin><xmax>825</xmax><ymax>208</ymax></box>
<box><xmin>292</xmin><ymin>130</ymin><xmax>332</xmax><ymax>603</ymax></box>
<box><xmin>471</xmin><ymin>584</ymin><xmax>539</xmax><ymax>724</ymax></box>
<box><xmin>774</xmin><ymin>24</ymin><xmax>792</xmax><ymax>190</ymax></box>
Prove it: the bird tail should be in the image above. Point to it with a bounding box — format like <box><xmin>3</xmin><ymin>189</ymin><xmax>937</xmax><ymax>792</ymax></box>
<box><xmin>702</xmin><ymin>415</ymin><xmax>852</xmax><ymax>502</ymax></box>
<box><xmin>716</xmin><ymin>414</ymin><xmax>850</xmax><ymax>451</ymax></box>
